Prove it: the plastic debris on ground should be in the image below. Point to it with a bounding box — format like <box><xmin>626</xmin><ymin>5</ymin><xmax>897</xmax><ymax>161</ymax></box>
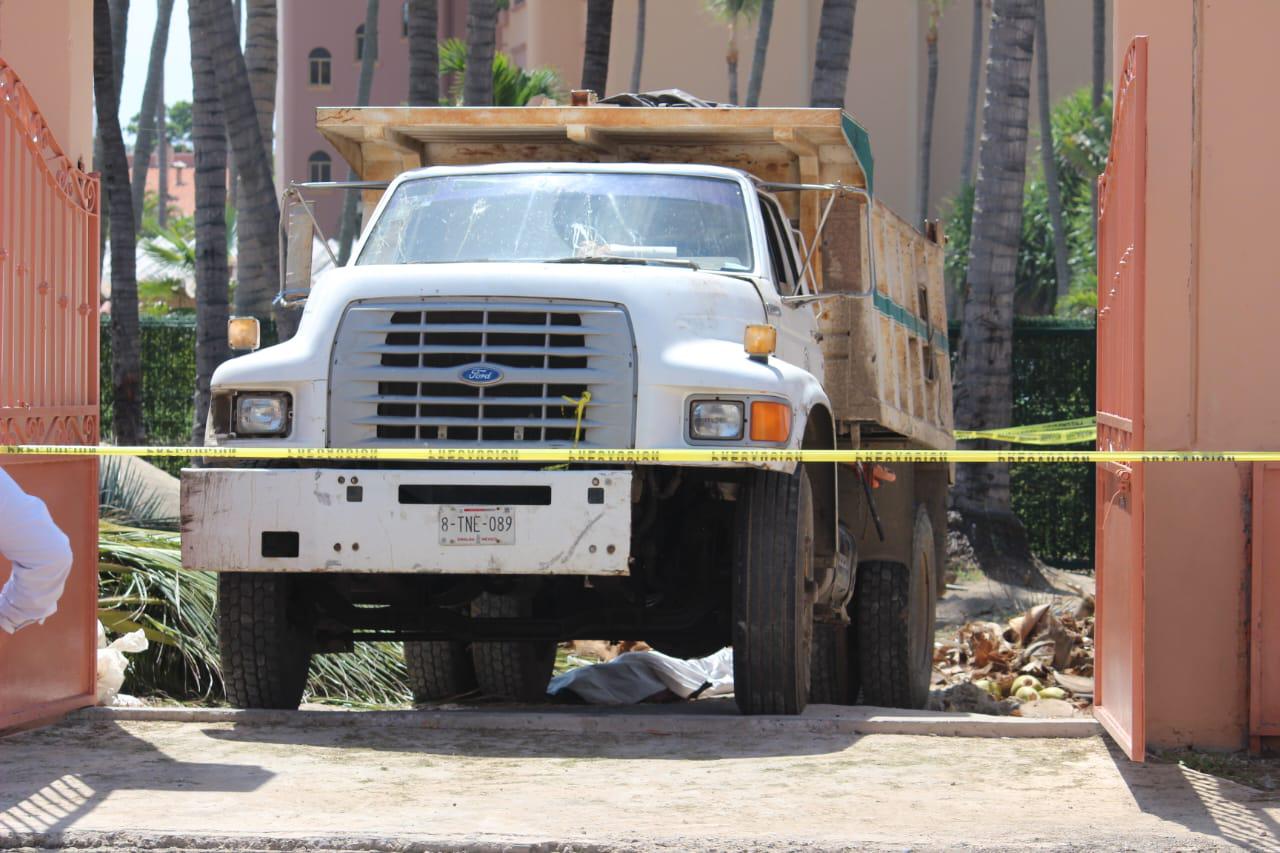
<box><xmin>931</xmin><ymin>595</ymin><xmax>1095</xmax><ymax>718</ymax></box>
<box><xmin>548</xmin><ymin>647</ymin><xmax>734</xmax><ymax>705</ymax></box>
<box><xmin>96</xmin><ymin>619</ymin><xmax>149</xmax><ymax>706</ymax></box>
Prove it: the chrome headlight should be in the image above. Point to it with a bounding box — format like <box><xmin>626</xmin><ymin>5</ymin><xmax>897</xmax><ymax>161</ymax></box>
<box><xmin>234</xmin><ymin>393</ymin><xmax>291</xmax><ymax>436</ymax></box>
<box><xmin>689</xmin><ymin>400</ymin><xmax>744</xmax><ymax>441</ymax></box>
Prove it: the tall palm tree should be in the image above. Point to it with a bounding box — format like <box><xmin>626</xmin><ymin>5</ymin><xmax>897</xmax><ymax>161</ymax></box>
<box><xmin>95</xmin><ymin>0</ymin><xmax>145</xmax><ymax>444</ymax></box>
<box><xmin>917</xmin><ymin>0</ymin><xmax>948</xmax><ymax>227</ymax></box>
<box><xmin>408</xmin><ymin>0</ymin><xmax>440</xmax><ymax>105</ymax></box>
<box><xmin>192</xmin><ymin>0</ymin><xmax>279</xmax><ymax>326</ymax></box>
<box><xmin>337</xmin><ymin>0</ymin><xmax>380</xmax><ymax>266</ymax></box>
<box><xmin>1091</xmin><ymin>0</ymin><xmax>1105</xmax><ymax>109</ymax></box>
<box><xmin>245</xmin><ymin>0</ymin><xmax>277</xmax><ymax>168</ymax></box>
<box><xmin>157</xmin><ymin>67</ymin><xmax>169</xmax><ymax>228</ymax></box>
<box><xmin>629</xmin><ymin>0</ymin><xmax>646</xmax><ymax>92</ymax></box>
<box><xmin>464</xmin><ymin>0</ymin><xmax>497</xmax><ymax>106</ymax></box>
<box><xmin>810</xmin><ymin>0</ymin><xmax>857</xmax><ymax>108</ymax></box>
<box><xmin>1035</xmin><ymin>0</ymin><xmax>1069</xmax><ymax>310</ymax></box>
<box><xmin>97</xmin><ymin>0</ymin><xmax>130</xmax><ymax>265</ymax></box>
<box><xmin>1089</xmin><ymin>0</ymin><xmax>1104</xmax><ymax>243</ymax></box>
<box><xmin>953</xmin><ymin>0</ymin><xmax>1046</xmax><ymax>588</ymax></box>
<box><xmin>581</xmin><ymin>0</ymin><xmax>613</xmax><ymax>96</ymax></box>
<box><xmin>705</xmin><ymin>0</ymin><xmax>761</xmax><ymax>105</ymax></box>
<box><xmin>130</xmin><ymin>0</ymin><xmax>176</xmax><ymax>231</ymax></box>
<box><xmin>189</xmin><ymin>4</ymin><xmax>230</xmax><ymax>445</ymax></box>
<box><xmin>959</xmin><ymin>0</ymin><xmax>986</xmax><ymax>190</ymax></box>
<box><xmin>745</xmin><ymin>0</ymin><xmax>774</xmax><ymax>107</ymax></box>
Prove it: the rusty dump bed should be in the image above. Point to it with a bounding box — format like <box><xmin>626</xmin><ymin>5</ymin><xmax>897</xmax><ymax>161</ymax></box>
<box><xmin>316</xmin><ymin>106</ymin><xmax>952</xmax><ymax>450</ymax></box>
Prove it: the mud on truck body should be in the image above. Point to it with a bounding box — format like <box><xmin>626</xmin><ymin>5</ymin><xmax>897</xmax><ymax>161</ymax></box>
<box><xmin>181</xmin><ymin>104</ymin><xmax>953</xmax><ymax>714</ymax></box>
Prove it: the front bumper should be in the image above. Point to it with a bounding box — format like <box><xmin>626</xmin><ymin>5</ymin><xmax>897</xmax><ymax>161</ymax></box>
<box><xmin>180</xmin><ymin>468</ymin><xmax>632</xmax><ymax>575</ymax></box>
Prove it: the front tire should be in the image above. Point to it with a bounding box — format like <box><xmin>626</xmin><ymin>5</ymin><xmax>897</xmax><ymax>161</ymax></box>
<box><xmin>470</xmin><ymin>592</ymin><xmax>556</xmax><ymax>702</ymax></box>
<box><xmin>218</xmin><ymin>573</ymin><xmax>313</xmax><ymax>709</ymax></box>
<box><xmin>854</xmin><ymin>505</ymin><xmax>937</xmax><ymax>708</ymax></box>
<box><xmin>733</xmin><ymin>467</ymin><xmax>816</xmax><ymax>715</ymax></box>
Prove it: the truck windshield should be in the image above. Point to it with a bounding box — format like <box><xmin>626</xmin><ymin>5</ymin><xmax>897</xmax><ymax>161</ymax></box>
<box><xmin>355</xmin><ymin>172</ymin><xmax>755</xmax><ymax>273</ymax></box>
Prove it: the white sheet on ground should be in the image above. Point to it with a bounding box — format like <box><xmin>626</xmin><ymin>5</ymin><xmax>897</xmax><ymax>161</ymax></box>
<box><xmin>547</xmin><ymin>647</ymin><xmax>734</xmax><ymax>705</ymax></box>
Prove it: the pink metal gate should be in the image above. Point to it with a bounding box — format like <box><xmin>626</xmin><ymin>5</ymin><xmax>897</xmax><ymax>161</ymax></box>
<box><xmin>1094</xmin><ymin>37</ymin><xmax>1148</xmax><ymax>762</ymax></box>
<box><xmin>0</xmin><ymin>57</ymin><xmax>101</xmax><ymax>729</ymax></box>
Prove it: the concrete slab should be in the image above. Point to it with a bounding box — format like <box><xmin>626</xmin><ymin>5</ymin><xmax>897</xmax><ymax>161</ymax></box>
<box><xmin>81</xmin><ymin>700</ymin><xmax>1103</xmax><ymax>739</ymax></box>
<box><xmin>2</xmin><ymin>714</ymin><xmax>1277</xmax><ymax>851</ymax></box>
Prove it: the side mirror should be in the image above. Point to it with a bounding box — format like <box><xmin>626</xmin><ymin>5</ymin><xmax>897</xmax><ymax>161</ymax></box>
<box><xmin>277</xmin><ymin>187</ymin><xmax>319</xmax><ymax>306</ymax></box>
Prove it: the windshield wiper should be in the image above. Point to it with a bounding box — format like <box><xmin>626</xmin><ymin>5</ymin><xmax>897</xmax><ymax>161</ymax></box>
<box><xmin>544</xmin><ymin>255</ymin><xmax>700</xmax><ymax>271</ymax></box>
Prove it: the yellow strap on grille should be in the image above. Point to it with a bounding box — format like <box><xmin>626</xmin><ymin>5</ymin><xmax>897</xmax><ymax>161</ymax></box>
<box><xmin>561</xmin><ymin>390</ymin><xmax>592</xmax><ymax>449</ymax></box>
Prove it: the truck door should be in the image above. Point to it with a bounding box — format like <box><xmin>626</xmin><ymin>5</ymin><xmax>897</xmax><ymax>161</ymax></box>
<box><xmin>758</xmin><ymin>193</ymin><xmax>821</xmax><ymax>376</ymax></box>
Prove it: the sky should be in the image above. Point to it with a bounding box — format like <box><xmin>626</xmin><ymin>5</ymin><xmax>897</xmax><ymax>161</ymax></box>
<box><xmin>118</xmin><ymin>0</ymin><xmax>195</xmax><ymax>138</ymax></box>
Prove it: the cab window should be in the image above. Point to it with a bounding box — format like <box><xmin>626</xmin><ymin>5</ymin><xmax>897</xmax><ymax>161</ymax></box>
<box><xmin>758</xmin><ymin>193</ymin><xmax>801</xmax><ymax>295</ymax></box>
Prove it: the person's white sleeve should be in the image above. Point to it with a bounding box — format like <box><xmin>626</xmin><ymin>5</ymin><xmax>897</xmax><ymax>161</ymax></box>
<box><xmin>0</xmin><ymin>468</ymin><xmax>74</xmax><ymax>633</ymax></box>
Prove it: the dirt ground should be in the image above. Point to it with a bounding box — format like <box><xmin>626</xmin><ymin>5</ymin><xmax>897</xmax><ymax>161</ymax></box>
<box><xmin>2</xmin><ymin>713</ymin><xmax>1278</xmax><ymax>851</ymax></box>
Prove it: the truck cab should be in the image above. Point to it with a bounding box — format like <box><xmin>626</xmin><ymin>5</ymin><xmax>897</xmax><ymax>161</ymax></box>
<box><xmin>182</xmin><ymin>106</ymin><xmax>951</xmax><ymax>715</ymax></box>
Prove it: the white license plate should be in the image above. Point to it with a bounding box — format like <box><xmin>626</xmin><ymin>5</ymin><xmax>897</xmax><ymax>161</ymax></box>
<box><xmin>439</xmin><ymin>506</ymin><xmax>516</xmax><ymax>546</ymax></box>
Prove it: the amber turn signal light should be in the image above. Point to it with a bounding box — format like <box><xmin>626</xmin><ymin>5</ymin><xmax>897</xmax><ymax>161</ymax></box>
<box><xmin>228</xmin><ymin>316</ymin><xmax>261</xmax><ymax>352</ymax></box>
<box><xmin>744</xmin><ymin>324</ymin><xmax>777</xmax><ymax>358</ymax></box>
<box><xmin>750</xmin><ymin>400</ymin><xmax>792</xmax><ymax>443</ymax></box>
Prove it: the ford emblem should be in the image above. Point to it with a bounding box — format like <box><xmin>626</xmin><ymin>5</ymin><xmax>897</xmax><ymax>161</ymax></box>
<box><xmin>459</xmin><ymin>364</ymin><xmax>504</xmax><ymax>386</ymax></box>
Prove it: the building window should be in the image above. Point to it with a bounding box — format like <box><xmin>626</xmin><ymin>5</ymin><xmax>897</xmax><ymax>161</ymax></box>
<box><xmin>402</xmin><ymin>1</ymin><xmax>409</xmax><ymax>38</ymax></box>
<box><xmin>308</xmin><ymin>47</ymin><xmax>331</xmax><ymax>86</ymax></box>
<box><xmin>308</xmin><ymin>151</ymin><xmax>332</xmax><ymax>183</ymax></box>
<box><xmin>355</xmin><ymin>23</ymin><xmax>377</xmax><ymax>61</ymax></box>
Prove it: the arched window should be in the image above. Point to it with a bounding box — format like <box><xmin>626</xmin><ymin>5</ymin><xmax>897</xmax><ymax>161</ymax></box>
<box><xmin>308</xmin><ymin>150</ymin><xmax>332</xmax><ymax>183</ymax></box>
<box><xmin>355</xmin><ymin>23</ymin><xmax>377</xmax><ymax>61</ymax></box>
<box><xmin>308</xmin><ymin>47</ymin><xmax>331</xmax><ymax>86</ymax></box>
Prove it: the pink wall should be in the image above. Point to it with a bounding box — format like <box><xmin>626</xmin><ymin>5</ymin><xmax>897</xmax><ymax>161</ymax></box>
<box><xmin>1113</xmin><ymin>0</ymin><xmax>1280</xmax><ymax>751</ymax></box>
<box><xmin>278</xmin><ymin>0</ymin><xmax>467</xmax><ymax>234</ymax></box>
<box><xmin>0</xmin><ymin>0</ymin><xmax>94</xmax><ymax>167</ymax></box>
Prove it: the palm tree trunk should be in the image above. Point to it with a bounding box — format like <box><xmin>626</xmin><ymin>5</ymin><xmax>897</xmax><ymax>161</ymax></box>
<box><xmin>97</xmin><ymin>0</ymin><xmax>129</xmax><ymax>266</ymax></box>
<box><xmin>129</xmin><ymin>0</ymin><xmax>175</xmax><ymax>232</ymax></box>
<box><xmin>95</xmin><ymin>0</ymin><xmax>145</xmax><ymax>445</ymax></box>
<box><xmin>109</xmin><ymin>0</ymin><xmax>129</xmax><ymax>102</ymax></box>
<box><xmin>1036</xmin><ymin>0</ymin><xmax>1069</xmax><ymax>311</ymax></box>
<box><xmin>191</xmin><ymin>0</ymin><xmax>279</xmax><ymax>328</ymax></box>
<box><xmin>917</xmin><ymin>26</ymin><xmax>939</xmax><ymax>228</ymax></box>
<box><xmin>581</xmin><ymin>0</ymin><xmax>613</xmax><ymax>96</ymax></box>
<box><xmin>337</xmin><ymin>0</ymin><xmax>380</xmax><ymax>266</ymax></box>
<box><xmin>953</xmin><ymin>0</ymin><xmax>1046</xmax><ymax>588</ymax></box>
<box><xmin>190</xmin><ymin>0</ymin><xmax>231</xmax><ymax>446</ymax></box>
<box><xmin>1092</xmin><ymin>0</ymin><xmax>1105</xmax><ymax>109</ymax></box>
<box><xmin>810</xmin><ymin>0</ymin><xmax>857</xmax><ymax>108</ymax></box>
<box><xmin>745</xmin><ymin>0</ymin><xmax>773</xmax><ymax>107</ymax></box>
<box><xmin>157</xmin><ymin>68</ymin><xmax>168</xmax><ymax>229</ymax></box>
<box><xmin>1090</xmin><ymin>0</ymin><xmax>1104</xmax><ymax>244</ymax></box>
<box><xmin>960</xmin><ymin>0</ymin><xmax>985</xmax><ymax>189</ymax></box>
<box><xmin>226</xmin><ymin>0</ymin><xmax>241</xmax><ymax>281</ymax></box>
<box><xmin>408</xmin><ymin>0</ymin><xmax>440</xmax><ymax>105</ymax></box>
<box><xmin>245</xmin><ymin>0</ymin><xmax>277</xmax><ymax>168</ymax></box>
<box><xmin>726</xmin><ymin>19</ymin><xmax>739</xmax><ymax>104</ymax></box>
<box><xmin>629</xmin><ymin>0</ymin><xmax>646</xmax><ymax>93</ymax></box>
<box><xmin>464</xmin><ymin>0</ymin><xmax>497</xmax><ymax>106</ymax></box>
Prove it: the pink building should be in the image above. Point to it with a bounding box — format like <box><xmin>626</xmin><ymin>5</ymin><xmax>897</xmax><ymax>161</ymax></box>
<box><xmin>277</xmin><ymin>0</ymin><xmax>469</xmax><ymax>234</ymax></box>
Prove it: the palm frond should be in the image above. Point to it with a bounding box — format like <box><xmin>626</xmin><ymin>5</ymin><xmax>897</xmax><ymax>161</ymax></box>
<box><xmin>99</xmin><ymin>456</ymin><xmax>180</xmax><ymax>530</ymax></box>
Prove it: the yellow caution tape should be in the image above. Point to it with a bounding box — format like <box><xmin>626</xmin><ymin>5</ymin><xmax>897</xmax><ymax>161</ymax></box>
<box><xmin>955</xmin><ymin>417</ymin><xmax>1097</xmax><ymax>445</ymax></box>
<box><xmin>1</xmin><ymin>444</ymin><xmax>1278</xmax><ymax>464</ymax></box>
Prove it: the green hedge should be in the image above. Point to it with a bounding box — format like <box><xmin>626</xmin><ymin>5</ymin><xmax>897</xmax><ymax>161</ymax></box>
<box><xmin>950</xmin><ymin>318</ymin><xmax>1096</xmax><ymax>568</ymax></box>
<box><xmin>103</xmin><ymin>317</ymin><xmax>1098</xmax><ymax>566</ymax></box>
<box><xmin>100</xmin><ymin>318</ymin><xmax>197</xmax><ymax>476</ymax></box>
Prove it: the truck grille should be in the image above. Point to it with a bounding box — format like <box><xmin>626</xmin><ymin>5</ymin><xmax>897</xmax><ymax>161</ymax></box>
<box><xmin>329</xmin><ymin>299</ymin><xmax>635</xmax><ymax>447</ymax></box>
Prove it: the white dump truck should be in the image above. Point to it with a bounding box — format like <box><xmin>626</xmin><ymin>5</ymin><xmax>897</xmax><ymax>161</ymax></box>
<box><xmin>181</xmin><ymin>101</ymin><xmax>953</xmax><ymax>715</ymax></box>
